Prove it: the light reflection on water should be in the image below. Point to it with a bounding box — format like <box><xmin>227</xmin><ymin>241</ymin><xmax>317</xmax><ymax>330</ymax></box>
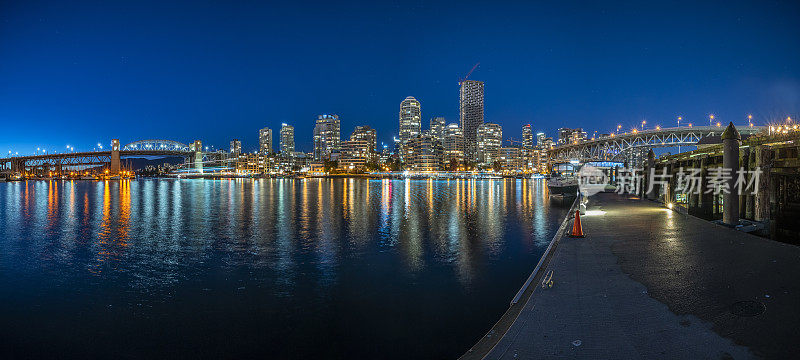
<box><xmin>0</xmin><ymin>178</ymin><xmax>567</xmax><ymax>359</ymax></box>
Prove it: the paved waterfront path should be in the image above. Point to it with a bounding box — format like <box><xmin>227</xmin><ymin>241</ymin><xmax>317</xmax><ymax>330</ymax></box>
<box><xmin>476</xmin><ymin>193</ymin><xmax>800</xmax><ymax>359</ymax></box>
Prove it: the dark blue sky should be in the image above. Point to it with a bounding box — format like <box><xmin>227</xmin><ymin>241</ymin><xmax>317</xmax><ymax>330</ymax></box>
<box><xmin>2</xmin><ymin>0</ymin><xmax>799</xmax><ymax>154</ymax></box>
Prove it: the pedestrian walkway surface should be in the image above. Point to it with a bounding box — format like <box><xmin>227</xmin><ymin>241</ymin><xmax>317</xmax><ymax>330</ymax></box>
<box><xmin>483</xmin><ymin>193</ymin><xmax>800</xmax><ymax>359</ymax></box>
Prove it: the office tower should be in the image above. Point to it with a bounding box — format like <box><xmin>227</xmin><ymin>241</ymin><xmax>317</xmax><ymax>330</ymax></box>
<box><xmin>280</xmin><ymin>123</ymin><xmax>295</xmax><ymax>155</ymax></box>
<box><xmin>259</xmin><ymin>127</ymin><xmax>273</xmax><ymax>154</ymax></box>
<box><xmin>442</xmin><ymin>123</ymin><xmax>465</xmax><ymax>167</ymax></box>
<box><xmin>399</xmin><ymin>96</ymin><xmax>421</xmax><ymax>144</ymax></box>
<box><xmin>230</xmin><ymin>139</ymin><xmax>242</xmax><ymax>155</ymax></box>
<box><xmin>430</xmin><ymin>117</ymin><xmax>446</xmax><ymax>143</ymax></box>
<box><xmin>536</xmin><ymin>132</ymin><xmax>546</xmax><ymax>147</ymax></box>
<box><xmin>521</xmin><ymin>124</ymin><xmax>534</xmax><ymax>149</ymax></box>
<box><xmin>459</xmin><ymin>80</ymin><xmax>484</xmax><ymax>159</ymax></box>
<box><xmin>476</xmin><ymin>123</ymin><xmax>502</xmax><ymax>165</ymax></box>
<box><xmin>351</xmin><ymin>125</ymin><xmax>377</xmax><ymax>153</ymax></box>
<box><xmin>313</xmin><ymin>114</ymin><xmax>341</xmax><ymax>161</ymax></box>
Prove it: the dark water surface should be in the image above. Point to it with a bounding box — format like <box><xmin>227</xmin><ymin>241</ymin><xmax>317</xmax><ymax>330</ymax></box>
<box><xmin>0</xmin><ymin>178</ymin><xmax>568</xmax><ymax>359</ymax></box>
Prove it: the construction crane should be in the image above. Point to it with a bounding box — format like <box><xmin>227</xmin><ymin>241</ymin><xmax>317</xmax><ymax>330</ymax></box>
<box><xmin>459</xmin><ymin>62</ymin><xmax>480</xmax><ymax>85</ymax></box>
<box><xmin>506</xmin><ymin>138</ymin><xmax>525</xmax><ymax>146</ymax></box>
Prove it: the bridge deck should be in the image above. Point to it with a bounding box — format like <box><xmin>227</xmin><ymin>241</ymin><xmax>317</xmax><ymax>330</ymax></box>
<box><xmin>467</xmin><ymin>192</ymin><xmax>800</xmax><ymax>359</ymax></box>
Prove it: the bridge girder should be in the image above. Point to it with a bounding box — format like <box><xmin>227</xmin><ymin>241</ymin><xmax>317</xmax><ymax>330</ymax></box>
<box><xmin>550</xmin><ymin>126</ymin><xmax>764</xmax><ymax>163</ymax></box>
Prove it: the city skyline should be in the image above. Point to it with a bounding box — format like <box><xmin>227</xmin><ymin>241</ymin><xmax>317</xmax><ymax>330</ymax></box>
<box><xmin>2</xmin><ymin>1</ymin><xmax>799</xmax><ymax>153</ymax></box>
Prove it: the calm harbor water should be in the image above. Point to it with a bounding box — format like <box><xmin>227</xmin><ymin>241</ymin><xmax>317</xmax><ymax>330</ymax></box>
<box><xmin>0</xmin><ymin>178</ymin><xmax>569</xmax><ymax>359</ymax></box>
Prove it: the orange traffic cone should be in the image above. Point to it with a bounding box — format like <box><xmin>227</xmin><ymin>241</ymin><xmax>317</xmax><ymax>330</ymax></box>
<box><xmin>569</xmin><ymin>210</ymin><xmax>585</xmax><ymax>238</ymax></box>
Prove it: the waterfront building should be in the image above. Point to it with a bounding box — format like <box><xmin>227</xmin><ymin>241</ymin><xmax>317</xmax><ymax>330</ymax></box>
<box><xmin>407</xmin><ymin>134</ymin><xmax>441</xmax><ymax>172</ymax></box>
<box><xmin>459</xmin><ymin>79</ymin><xmax>484</xmax><ymax>160</ymax></box>
<box><xmin>522</xmin><ymin>124</ymin><xmax>534</xmax><ymax>149</ymax></box>
<box><xmin>230</xmin><ymin>139</ymin><xmax>242</xmax><ymax>155</ymax></box>
<box><xmin>399</xmin><ymin>96</ymin><xmax>421</xmax><ymax>144</ymax></box>
<box><xmin>476</xmin><ymin>123</ymin><xmax>502</xmax><ymax>166</ymax></box>
<box><xmin>313</xmin><ymin>114</ymin><xmax>341</xmax><ymax>161</ymax></box>
<box><xmin>430</xmin><ymin>117</ymin><xmax>446</xmax><ymax>143</ymax></box>
<box><xmin>442</xmin><ymin>123</ymin><xmax>465</xmax><ymax>168</ymax></box>
<box><xmin>235</xmin><ymin>153</ymin><xmax>262</xmax><ymax>174</ymax></box>
<box><xmin>280</xmin><ymin>123</ymin><xmax>295</xmax><ymax>155</ymax></box>
<box><xmin>340</xmin><ymin>140</ymin><xmax>370</xmax><ymax>171</ymax></box>
<box><xmin>498</xmin><ymin>147</ymin><xmax>522</xmax><ymax>171</ymax></box>
<box><xmin>259</xmin><ymin>127</ymin><xmax>273</xmax><ymax>154</ymax></box>
<box><xmin>519</xmin><ymin>148</ymin><xmax>537</xmax><ymax>171</ymax></box>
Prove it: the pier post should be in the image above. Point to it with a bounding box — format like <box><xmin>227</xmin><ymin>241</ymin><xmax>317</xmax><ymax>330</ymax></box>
<box><xmin>721</xmin><ymin>123</ymin><xmax>740</xmax><ymax>226</ymax></box>
<box><xmin>646</xmin><ymin>149</ymin><xmax>656</xmax><ymax>200</ymax></box>
<box><xmin>754</xmin><ymin>145</ymin><xmax>771</xmax><ymax>223</ymax></box>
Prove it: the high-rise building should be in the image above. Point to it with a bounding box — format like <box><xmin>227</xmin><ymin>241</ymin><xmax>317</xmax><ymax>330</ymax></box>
<box><xmin>570</xmin><ymin>128</ymin><xmax>587</xmax><ymax>144</ymax></box>
<box><xmin>522</xmin><ymin>124</ymin><xmax>533</xmax><ymax>149</ymax></box>
<box><xmin>230</xmin><ymin>139</ymin><xmax>242</xmax><ymax>155</ymax></box>
<box><xmin>476</xmin><ymin>123</ymin><xmax>502</xmax><ymax>165</ymax></box>
<box><xmin>557</xmin><ymin>128</ymin><xmax>586</xmax><ymax>145</ymax></box>
<box><xmin>340</xmin><ymin>139</ymin><xmax>370</xmax><ymax>171</ymax></box>
<box><xmin>536</xmin><ymin>132</ymin><xmax>546</xmax><ymax>147</ymax></box>
<box><xmin>459</xmin><ymin>80</ymin><xmax>484</xmax><ymax>160</ymax></box>
<box><xmin>259</xmin><ymin>127</ymin><xmax>273</xmax><ymax>154</ymax></box>
<box><xmin>399</xmin><ymin>96</ymin><xmax>421</xmax><ymax>144</ymax></box>
<box><xmin>313</xmin><ymin>114</ymin><xmax>341</xmax><ymax>161</ymax></box>
<box><xmin>351</xmin><ymin>125</ymin><xmax>377</xmax><ymax>153</ymax></box>
<box><xmin>407</xmin><ymin>133</ymin><xmax>441</xmax><ymax>172</ymax></box>
<box><xmin>430</xmin><ymin>117</ymin><xmax>446</xmax><ymax>143</ymax></box>
<box><xmin>442</xmin><ymin>123</ymin><xmax>465</xmax><ymax>167</ymax></box>
<box><xmin>557</xmin><ymin>128</ymin><xmax>573</xmax><ymax>144</ymax></box>
<box><xmin>280</xmin><ymin>123</ymin><xmax>295</xmax><ymax>155</ymax></box>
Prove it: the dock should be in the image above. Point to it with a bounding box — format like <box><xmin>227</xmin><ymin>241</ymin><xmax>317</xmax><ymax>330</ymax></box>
<box><xmin>462</xmin><ymin>192</ymin><xmax>800</xmax><ymax>359</ymax></box>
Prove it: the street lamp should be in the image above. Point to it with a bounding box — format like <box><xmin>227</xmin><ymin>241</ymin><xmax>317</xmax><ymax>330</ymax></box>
<box><xmin>641</xmin><ymin>120</ymin><xmax>646</xmax><ymax>131</ymax></box>
<box><xmin>677</xmin><ymin>116</ymin><xmax>682</xmax><ymax>128</ymax></box>
<box><xmin>709</xmin><ymin>114</ymin><xmax>714</xmax><ymax>126</ymax></box>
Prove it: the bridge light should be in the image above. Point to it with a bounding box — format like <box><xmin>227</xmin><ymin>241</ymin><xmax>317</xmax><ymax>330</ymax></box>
<box><xmin>716</xmin><ymin>122</ymin><xmax>721</xmax><ymax>127</ymax></box>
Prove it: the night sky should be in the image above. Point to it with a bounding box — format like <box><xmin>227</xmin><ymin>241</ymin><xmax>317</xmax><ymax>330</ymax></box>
<box><xmin>1</xmin><ymin>0</ymin><xmax>799</xmax><ymax>154</ymax></box>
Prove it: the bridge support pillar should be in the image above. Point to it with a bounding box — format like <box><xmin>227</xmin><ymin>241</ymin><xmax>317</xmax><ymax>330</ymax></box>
<box><xmin>193</xmin><ymin>140</ymin><xmax>204</xmax><ymax>174</ymax></box>
<box><xmin>110</xmin><ymin>139</ymin><xmax>121</xmax><ymax>174</ymax></box>
<box><xmin>722</xmin><ymin>123</ymin><xmax>740</xmax><ymax>226</ymax></box>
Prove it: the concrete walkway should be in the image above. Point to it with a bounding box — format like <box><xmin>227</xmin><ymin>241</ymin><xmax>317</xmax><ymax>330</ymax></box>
<box><xmin>482</xmin><ymin>193</ymin><xmax>800</xmax><ymax>359</ymax></box>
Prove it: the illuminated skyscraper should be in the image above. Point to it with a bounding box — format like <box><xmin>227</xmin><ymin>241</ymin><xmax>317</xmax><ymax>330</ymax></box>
<box><xmin>280</xmin><ymin>123</ymin><xmax>295</xmax><ymax>155</ymax></box>
<box><xmin>259</xmin><ymin>127</ymin><xmax>273</xmax><ymax>154</ymax></box>
<box><xmin>442</xmin><ymin>123</ymin><xmax>465</xmax><ymax>166</ymax></box>
<box><xmin>313</xmin><ymin>114</ymin><xmax>341</xmax><ymax>161</ymax></box>
<box><xmin>230</xmin><ymin>139</ymin><xmax>242</xmax><ymax>155</ymax></box>
<box><xmin>351</xmin><ymin>125</ymin><xmax>377</xmax><ymax>153</ymax></box>
<box><xmin>430</xmin><ymin>117</ymin><xmax>446</xmax><ymax>143</ymax></box>
<box><xmin>522</xmin><ymin>124</ymin><xmax>533</xmax><ymax>149</ymax></box>
<box><xmin>536</xmin><ymin>132</ymin><xmax>546</xmax><ymax>147</ymax></box>
<box><xmin>399</xmin><ymin>96</ymin><xmax>421</xmax><ymax>144</ymax></box>
<box><xmin>459</xmin><ymin>80</ymin><xmax>484</xmax><ymax>159</ymax></box>
<box><xmin>476</xmin><ymin>122</ymin><xmax>502</xmax><ymax>165</ymax></box>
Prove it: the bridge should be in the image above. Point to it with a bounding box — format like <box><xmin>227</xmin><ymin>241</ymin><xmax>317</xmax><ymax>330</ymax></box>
<box><xmin>549</xmin><ymin>125</ymin><xmax>765</xmax><ymax>164</ymax></box>
<box><xmin>0</xmin><ymin>139</ymin><xmax>205</xmax><ymax>176</ymax></box>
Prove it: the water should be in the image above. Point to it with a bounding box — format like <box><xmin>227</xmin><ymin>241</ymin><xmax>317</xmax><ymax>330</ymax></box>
<box><xmin>0</xmin><ymin>178</ymin><xmax>569</xmax><ymax>359</ymax></box>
